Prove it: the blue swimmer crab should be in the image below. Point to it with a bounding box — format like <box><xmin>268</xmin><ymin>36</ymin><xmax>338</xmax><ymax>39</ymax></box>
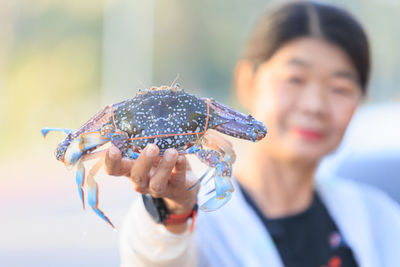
<box><xmin>42</xmin><ymin>84</ymin><xmax>267</xmax><ymax>228</ymax></box>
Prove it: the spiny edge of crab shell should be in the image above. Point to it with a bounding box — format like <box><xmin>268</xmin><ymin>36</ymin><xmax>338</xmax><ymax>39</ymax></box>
<box><xmin>136</xmin><ymin>85</ymin><xmax>184</xmax><ymax>96</ymax></box>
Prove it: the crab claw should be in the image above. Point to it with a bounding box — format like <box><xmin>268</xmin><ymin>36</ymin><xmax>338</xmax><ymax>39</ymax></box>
<box><xmin>215</xmin><ymin>161</ymin><xmax>233</xmax><ymax>188</ymax></box>
<box><xmin>64</xmin><ymin>132</ymin><xmax>109</xmax><ymax>167</ymax></box>
<box><xmin>208</xmin><ymin>99</ymin><xmax>267</xmax><ymax>142</ymax></box>
<box><xmin>199</xmin><ymin>160</ymin><xmax>234</xmax><ymax>211</ymax></box>
<box><xmin>41</xmin><ymin>128</ymin><xmax>74</xmax><ymax>137</ymax></box>
<box><xmin>191</xmin><ymin>146</ymin><xmax>234</xmax><ymax>211</ymax></box>
<box><xmin>200</xmin><ymin>190</ymin><xmax>233</xmax><ymax>212</ymax></box>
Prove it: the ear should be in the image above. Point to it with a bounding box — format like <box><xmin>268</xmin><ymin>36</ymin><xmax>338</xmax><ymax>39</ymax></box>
<box><xmin>234</xmin><ymin>60</ymin><xmax>256</xmax><ymax>110</ymax></box>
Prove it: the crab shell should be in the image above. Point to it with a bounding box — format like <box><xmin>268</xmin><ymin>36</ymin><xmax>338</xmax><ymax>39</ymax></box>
<box><xmin>55</xmin><ymin>86</ymin><xmax>267</xmax><ymax>164</ymax></box>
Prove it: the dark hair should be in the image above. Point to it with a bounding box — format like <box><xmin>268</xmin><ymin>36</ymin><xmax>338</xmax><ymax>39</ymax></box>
<box><xmin>242</xmin><ymin>1</ymin><xmax>370</xmax><ymax>92</ymax></box>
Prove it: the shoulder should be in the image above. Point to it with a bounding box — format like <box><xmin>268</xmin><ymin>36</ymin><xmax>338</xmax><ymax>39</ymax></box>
<box><xmin>318</xmin><ymin>176</ymin><xmax>400</xmax><ymax>217</ymax></box>
<box><xmin>318</xmin><ymin>177</ymin><xmax>400</xmax><ymax>247</ymax></box>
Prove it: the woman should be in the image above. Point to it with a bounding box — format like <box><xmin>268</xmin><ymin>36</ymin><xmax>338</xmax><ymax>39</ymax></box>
<box><xmin>106</xmin><ymin>2</ymin><xmax>400</xmax><ymax>266</ymax></box>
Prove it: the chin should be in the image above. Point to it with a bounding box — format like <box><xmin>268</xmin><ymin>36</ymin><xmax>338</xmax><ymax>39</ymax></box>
<box><xmin>288</xmin><ymin>142</ymin><xmax>332</xmax><ymax>163</ymax></box>
<box><xmin>266</xmin><ymin>136</ymin><xmax>339</xmax><ymax>163</ymax></box>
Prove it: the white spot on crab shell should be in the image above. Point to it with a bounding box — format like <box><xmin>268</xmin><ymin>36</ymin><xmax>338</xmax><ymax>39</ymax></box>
<box><xmin>120</xmin><ymin>121</ymin><xmax>131</xmax><ymax>131</ymax></box>
<box><xmin>166</xmin><ymin>138</ymin><xmax>172</xmax><ymax>145</ymax></box>
<box><xmin>195</xmin><ymin>127</ymin><xmax>200</xmax><ymax>133</ymax></box>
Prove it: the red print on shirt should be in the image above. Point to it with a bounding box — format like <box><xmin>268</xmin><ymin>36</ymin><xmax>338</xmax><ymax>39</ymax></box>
<box><xmin>320</xmin><ymin>256</ymin><xmax>342</xmax><ymax>267</ymax></box>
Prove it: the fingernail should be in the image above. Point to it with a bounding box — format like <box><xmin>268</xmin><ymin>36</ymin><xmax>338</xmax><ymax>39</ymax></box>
<box><xmin>164</xmin><ymin>149</ymin><xmax>177</xmax><ymax>162</ymax></box>
<box><xmin>146</xmin><ymin>144</ymin><xmax>158</xmax><ymax>157</ymax></box>
<box><xmin>109</xmin><ymin>146</ymin><xmax>119</xmax><ymax>158</ymax></box>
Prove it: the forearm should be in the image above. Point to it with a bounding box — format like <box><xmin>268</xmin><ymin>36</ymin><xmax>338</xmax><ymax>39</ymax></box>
<box><xmin>119</xmin><ymin>197</ymin><xmax>196</xmax><ymax>267</ymax></box>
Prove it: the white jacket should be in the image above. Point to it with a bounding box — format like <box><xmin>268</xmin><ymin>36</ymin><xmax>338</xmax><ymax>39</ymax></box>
<box><xmin>119</xmin><ymin>177</ymin><xmax>400</xmax><ymax>267</ymax></box>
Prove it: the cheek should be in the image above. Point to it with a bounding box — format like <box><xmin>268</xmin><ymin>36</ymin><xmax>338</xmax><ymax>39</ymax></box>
<box><xmin>328</xmin><ymin>100</ymin><xmax>358</xmax><ymax>144</ymax></box>
<box><xmin>251</xmin><ymin>73</ymin><xmax>293</xmax><ymax>127</ymax></box>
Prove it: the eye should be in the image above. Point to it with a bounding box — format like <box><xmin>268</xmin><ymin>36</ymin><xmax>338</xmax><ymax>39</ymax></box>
<box><xmin>287</xmin><ymin>76</ymin><xmax>305</xmax><ymax>85</ymax></box>
<box><xmin>331</xmin><ymin>87</ymin><xmax>354</xmax><ymax>96</ymax></box>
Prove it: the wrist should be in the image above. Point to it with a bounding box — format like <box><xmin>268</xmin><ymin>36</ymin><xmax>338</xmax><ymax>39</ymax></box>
<box><xmin>142</xmin><ymin>194</ymin><xmax>198</xmax><ymax>229</ymax></box>
<box><xmin>163</xmin><ymin>197</ymin><xmax>196</xmax><ymax>214</ymax></box>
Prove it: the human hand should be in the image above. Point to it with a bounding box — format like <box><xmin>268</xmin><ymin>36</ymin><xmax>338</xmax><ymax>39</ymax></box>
<box><xmin>105</xmin><ymin>144</ymin><xmax>198</xmax><ymax>215</ymax></box>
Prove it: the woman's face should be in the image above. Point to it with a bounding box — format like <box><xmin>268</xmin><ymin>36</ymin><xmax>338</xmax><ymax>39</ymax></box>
<box><xmin>237</xmin><ymin>37</ymin><xmax>362</xmax><ymax>163</ymax></box>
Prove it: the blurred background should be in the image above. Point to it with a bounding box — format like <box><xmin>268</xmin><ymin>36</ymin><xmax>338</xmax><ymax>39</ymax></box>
<box><xmin>0</xmin><ymin>0</ymin><xmax>399</xmax><ymax>266</ymax></box>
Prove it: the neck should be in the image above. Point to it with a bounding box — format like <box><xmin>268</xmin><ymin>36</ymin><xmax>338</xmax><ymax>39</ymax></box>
<box><xmin>236</xmin><ymin>147</ymin><xmax>317</xmax><ymax>219</ymax></box>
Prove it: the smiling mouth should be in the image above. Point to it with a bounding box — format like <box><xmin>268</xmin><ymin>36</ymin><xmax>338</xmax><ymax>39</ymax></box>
<box><xmin>293</xmin><ymin>128</ymin><xmax>324</xmax><ymax>141</ymax></box>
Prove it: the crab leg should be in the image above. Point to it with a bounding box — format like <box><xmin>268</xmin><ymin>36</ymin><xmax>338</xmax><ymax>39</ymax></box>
<box><xmin>86</xmin><ymin>156</ymin><xmax>115</xmax><ymax>228</ymax></box>
<box><xmin>74</xmin><ymin>150</ymin><xmax>109</xmax><ymax>210</ymax></box>
<box><xmin>203</xmin><ymin>131</ymin><xmax>236</xmax><ymax>163</ymax></box>
<box><xmin>41</xmin><ymin>127</ymin><xmax>74</xmax><ymax>137</ymax></box>
<box><xmin>187</xmin><ymin>167</ymin><xmax>213</xmax><ymax>191</ymax></box>
<box><xmin>80</xmin><ymin>149</ymin><xmax>108</xmax><ymax>161</ymax></box>
<box><xmin>188</xmin><ymin>146</ymin><xmax>234</xmax><ymax>211</ymax></box>
<box><xmin>188</xmin><ymin>132</ymin><xmax>235</xmax><ymax>191</ymax></box>
<box><xmin>75</xmin><ymin>160</ymin><xmax>86</xmax><ymax>210</ymax></box>
<box><xmin>201</xmin><ymin>133</ymin><xmax>235</xmax><ymax>210</ymax></box>
<box><xmin>187</xmin><ymin>148</ymin><xmax>221</xmax><ymax>192</ymax></box>
<box><xmin>126</xmin><ymin>148</ymin><xmax>139</xmax><ymax>159</ymax></box>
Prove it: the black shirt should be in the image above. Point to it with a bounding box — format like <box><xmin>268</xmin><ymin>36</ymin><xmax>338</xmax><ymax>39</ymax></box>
<box><xmin>240</xmin><ymin>186</ymin><xmax>358</xmax><ymax>267</ymax></box>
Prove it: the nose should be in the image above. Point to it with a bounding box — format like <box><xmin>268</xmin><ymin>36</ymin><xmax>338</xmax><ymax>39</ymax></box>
<box><xmin>297</xmin><ymin>82</ymin><xmax>327</xmax><ymax>116</ymax></box>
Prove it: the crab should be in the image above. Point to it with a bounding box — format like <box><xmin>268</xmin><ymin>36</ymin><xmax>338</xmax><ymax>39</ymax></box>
<box><xmin>41</xmin><ymin>84</ymin><xmax>267</xmax><ymax>228</ymax></box>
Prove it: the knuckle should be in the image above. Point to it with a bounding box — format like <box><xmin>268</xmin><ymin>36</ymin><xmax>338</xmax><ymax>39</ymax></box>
<box><xmin>133</xmin><ymin>184</ymin><xmax>146</xmax><ymax>194</ymax></box>
<box><xmin>161</xmin><ymin>158</ymin><xmax>176</xmax><ymax>171</ymax></box>
<box><xmin>131</xmin><ymin>173</ymin><xmax>145</xmax><ymax>184</ymax></box>
<box><xmin>150</xmin><ymin>183</ymin><xmax>165</xmax><ymax>195</ymax></box>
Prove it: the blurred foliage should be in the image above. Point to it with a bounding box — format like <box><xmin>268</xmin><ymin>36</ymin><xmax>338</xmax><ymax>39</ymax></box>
<box><xmin>0</xmin><ymin>0</ymin><xmax>399</xmax><ymax>157</ymax></box>
<box><xmin>0</xmin><ymin>1</ymin><xmax>103</xmax><ymax>155</ymax></box>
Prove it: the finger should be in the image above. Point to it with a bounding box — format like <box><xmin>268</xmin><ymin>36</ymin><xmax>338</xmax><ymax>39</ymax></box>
<box><xmin>149</xmin><ymin>148</ymin><xmax>178</xmax><ymax>197</ymax></box>
<box><xmin>169</xmin><ymin>155</ymin><xmax>187</xmax><ymax>186</ymax></box>
<box><xmin>105</xmin><ymin>145</ymin><xmax>134</xmax><ymax>176</ymax></box>
<box><xmin>130</xmin><ymin>144</ymin><xmax>159</xmax><ymax>191</ymax></box>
